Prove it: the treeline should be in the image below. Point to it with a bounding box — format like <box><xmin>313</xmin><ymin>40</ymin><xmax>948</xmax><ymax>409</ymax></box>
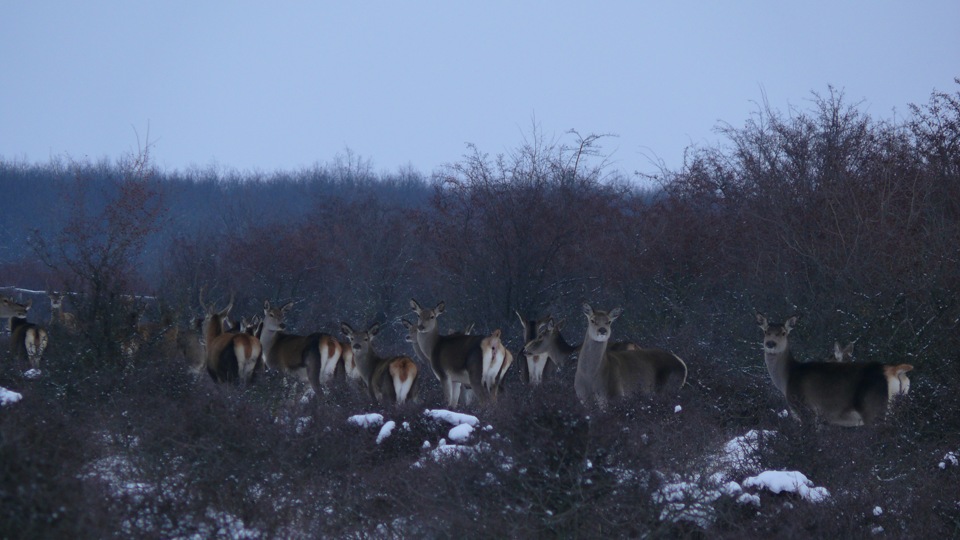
<box><xmin>3</xmin><ymin>83</ymin><xmax>959</xmax><ymax>367</ymax></box>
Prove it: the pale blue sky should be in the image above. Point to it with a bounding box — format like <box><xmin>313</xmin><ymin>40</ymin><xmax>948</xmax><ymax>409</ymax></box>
<box><xmin>2</xmin><ymin>2</ymin><xmax>957</xmax><ymax>180</ymax></box>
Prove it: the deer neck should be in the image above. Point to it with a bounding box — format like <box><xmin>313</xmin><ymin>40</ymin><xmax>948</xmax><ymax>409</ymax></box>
<box><xmin>258</xmin><ymin>325</ymin><xmax>283</xmax><ymax>364</ymax></box>
<box><xmin>355</xmin><ymin>345</ymin><xmax>380</xmax><ymax>383</ymax></box>
<box><xmin>415</xmin><ymin>324</ymin><xmax>440</xmax><ymax>364</ymax></box>
<box><xmin>548</xmin><ymin>331</ymin><xmax>580</xmax><ymax>367</ymax></box>
<box><xmin>576</xmin><ymin>335</ymin><xmax>609</xmax><ymax>391</ymax></box>
<box><xmin>764</xmin><ymin>347</ymin><xmax>793</xmax><ymax>396</ymax></box>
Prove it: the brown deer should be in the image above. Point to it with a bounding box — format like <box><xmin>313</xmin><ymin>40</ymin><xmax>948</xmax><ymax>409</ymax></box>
<box><xmin>47</xmin><ymin>292</ymin><xmax>79</xmax><ymax>333</ymax></box>
<box><xmin>520</xmin><ymin>315</ymin><xmax>580</xmax><ymax>385</ymax></box>
<box><xmin>757</xmin><ymin>313</ymin><xmax>913</xmax><ymax>426</ymax></box>
<box><xmin>340</xmin><ymin>322</ymin><xmax>419</xmax><ymax>405</ymax></box>
<box><xmin>199</xmin><ymin>292</ymin><xmax>262</xmax><ymax>384</ymax></box>
<box><xmin>259</xmin><ymin>300</ymin><xmax>342</xmax><ymax>395</ymax></box>
<box><xmin>479</xmin><ymin>329</ymin><xmax>515</xmax><ymax>397</ymax></box>
<box><xmin>410</xmin><ymin>298</ymin><xmax>498</xmax><ymax>407</ymax></box>
<box><xmin>4</xmin><ymin>298</ymin><xmax>49</xmax><ymax>370</ymax></box>
<box><xmin>575</xmin><ymin>304</ymin><xmax>687</xmax><ymax>405</ymax></box>
<box><xmin>516</xmin><ymin>312</ymin><xmax>559</xmax><ymax>385</ymax></box>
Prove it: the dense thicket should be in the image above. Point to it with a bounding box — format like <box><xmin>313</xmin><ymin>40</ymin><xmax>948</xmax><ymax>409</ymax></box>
<box><xmin>2</xmin><ymin>83</ymin><xmax>959</xmax><ymax>537</ymax></box>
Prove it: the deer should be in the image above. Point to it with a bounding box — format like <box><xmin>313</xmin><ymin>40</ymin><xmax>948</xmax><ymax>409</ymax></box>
<box><xmin>832</xmin><ymin>342</ymin><xmax>854</xmax><ymax>362</ymax></box>
<box><xmin>519</xmin><ymin>314</ymin><xmax>580</xmax><ymax>385</ymax></box>
<box><xmin>47</xmin><ymin>292</ymin><xmax>79</xmax><ymax>333</ymax></box>
<box><xmin>199</xmin><ymin>291</ymin><xmax>262</xmax><ymax>384</ymax></box>
<box><xmin>4</xmin><ymin>298</ymin><xmax>49</xmax><ymax>370</ymax></box>
<box><xmin>410</xmin><ymin>298</ymin><xmax>499</xmax><ymax>407</ymax></box>
<box><xmin>259</xmin><ymin>300</ymin><xmax>343</xmax><ymax>395</ymax></box>
<box><xmin>479</xmin><ymin>328</ymin><xmax>516</xmax><ymax>396</ymax></box>
<box><xmin>340</xmin><ymin>322</ymin><xmax>419</xmax><ymax>405</ymax></box>
<box><xmin>575</xmin><ymin>304</ymin><xmax>688</xmax><ymax>406</ymax></box>
<box><xmin>756</xmin><ymin>313</ymin><xmax>913</xmax><ymax>426</ymax></box>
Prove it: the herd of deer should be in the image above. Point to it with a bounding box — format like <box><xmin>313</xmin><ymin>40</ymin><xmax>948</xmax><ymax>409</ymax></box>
<box><xmin>0</xmin><ymin>292</ymin><xmax>914</xmax><ymax>427</ymax></box>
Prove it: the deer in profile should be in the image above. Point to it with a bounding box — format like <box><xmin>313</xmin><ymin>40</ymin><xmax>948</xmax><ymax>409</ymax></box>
<box><xmin>199</xmin><ymin>291</ymin><xmax>262</xmax><ymax>384</ymax></box>
<box><xmin>757</xmin><ymin>313</ymin><xmax>913</xmax><ymax>426</ymax></box>
<box><xmin>340</xmin><ymin>322</ymin><xmax>419</xmax><ymax>405</ymax></box>
<box><xmin>259</xmin><ymin>300</ymin><xmax>343</xmax><ymax>395</ymax></box>
<box><xmin>3</xmin><ymin>298</ymin><xmax>49</xmax><ymax>371</ymax></box>
<box><xmin>520</xmin><ymin>315</ymin><xmax>580</xmax><ymax>385</ymax></box>
<box><xmin>410</xmin><ymin>298</ymin><xmax>500</xmax><ymax>407</ymax></box>
<box><xmin>47</xmin><ymin>292</ymin><xmax>79</xmax><ymax>333</ymax></box>
<box><xmin>575</xmin><ymin>304</ymin><xmax>687</xmax><ymax>405</ymax></box>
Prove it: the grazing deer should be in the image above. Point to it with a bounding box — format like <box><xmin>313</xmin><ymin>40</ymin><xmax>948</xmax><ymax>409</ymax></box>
<box><xmin>410</xmin><ymin>298</ymin><xmax>498</xmax><ymax>407</ymax></box>
<box><xmin>575</xmin><ymin>304</ymin><xmax>687</xmax><ymax>405</ymax></box>
<box><xmin>259</xmin><ymin>300</ymin><xmax>342</xmax><ymax>395</ymax></box>
<box><xmin>520</xmin><ymin>315</ymin><xmax>580</xmax><ymax>385</ymax></box>
<box><xmin>199</xmin><ymin>292</ymin><xmax>262</xmax><ymax>384</ymax></box>
<box><xmin>5</xmin><ymin>299</ymin><xmax>49</xmax><ymax>370</ymax></box>
<box><xmin>340</xmin><ymin>322</ymin><xmax>419</xmax><ymax>405</ymax></box>
<box><xmin>757</xmin><ymin>314</ymin><xmax>913</xmax><ymax>426</ymax></box>
<box><xmin>833</xmin><ymin>341</ymin><xmax>854</xmax><ymax>362</ymax></box>
<box><xmin>47</xmin><ymin>292</ymin><xmax>79</xmax><ymax>333</ymax></box>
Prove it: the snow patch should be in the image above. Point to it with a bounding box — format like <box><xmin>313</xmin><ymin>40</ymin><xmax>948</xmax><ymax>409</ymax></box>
<box><xmin>448</xmin><ymin>423</ymin><xmax>474</xmax><ymax>442</ymax></box>
<box><xmin>939</xmin><ymin>451</ymin><xmax>958</xmax><ymax>469</ymax></box>
<box><xmin>376</xmin><ymin>421</ymin><xmax>396</xmax><ymax>444</ymax></box>
<box><xmin>742</xmin><ymin>471</ymin><xmax>830</xmax><ymax>503</ymax></box>
<box><xmin>0</xmin><ymin>386</ymin><xmax>23</xmax><ymax>406</ymax></box>
<box><xmin>737</xmin><ymin>493</ymin><xmax>761</xmax><ymax>506</ymax></box>
<box><xmin>424</xmin><ymin>409</ymin><xmax>479</xmax><ymax>427</ymax></box>
<box><xmin>23</xmin><ymin>368</ymin><xmax>42</xmax><ymax>380</ymax></box>
<box><xmin>674</xmin><ymin>405</ymin><xmax>682</xmax><ymax>413</ymax></box>
<box><xmin>347</xmin><ymin>413</ymin><xmax>384</xmax><ymax>428</ymax></box>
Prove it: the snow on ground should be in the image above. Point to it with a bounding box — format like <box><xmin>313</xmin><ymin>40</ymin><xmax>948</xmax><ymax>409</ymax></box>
<box><xmin>939</xmin><ymin>451</ymin><xmax>958</xmax><ymax>469</ymax></box>
<box><xmin>424</xmin><ymin>409</ymin><xmax>479</xmax><ymax>427</ymax></box>
<box><xmin>347</xmin><ymin>413</ymin><xmax>384</xmax><ymax>428</ymax></box>
<box><xmin>376</xmin><ymin>421</ymin><xmax>396</xmax><ymax>444</ymax></box>
<box><xmin>0</xmin><ymin>386</ymin><xmax>23</xmax><ymax>406</ymax></box>
<box><xmin>23</xmin><ymin>369</ymin><xmax>42</xmax><ymax>380</ymax></box>
<box><xmin>742</xmin><ymin>471</ymin><xmax>830</xmax><ymax>503</ymax></box>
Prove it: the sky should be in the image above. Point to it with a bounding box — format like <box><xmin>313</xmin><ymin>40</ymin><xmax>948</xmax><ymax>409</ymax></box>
<box><xmin>1</xmin><ymin>2</ymin><xmax>958</xmax><ymax>181</ymax></box>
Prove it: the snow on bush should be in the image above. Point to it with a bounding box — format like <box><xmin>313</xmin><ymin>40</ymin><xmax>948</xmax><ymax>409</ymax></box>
<box><xmin>424</xmin><ymin>409</ymin><xmax>479</xmax><ymax>427</ymax></box>
<box><xmin>0</xmin><ymin>386</ymin><xmax>23</xmax><ymax>406</ymax></box>
<box><xmin>939</xmin><ymin>451</ymin><xmax>958</xmax><ymax>469</ymax></box>
<box><xmin>376</xmin><ymin>420</ymin><xmax>396</xmax><ymax>444</ymax></box>
<box><xmin>347</xmin><ymin>413</ymin><xmax>384</xmax><ymax>428</ymax></box>
<box><xmin>742</xmin><ymin>471</ymin><xmax>830</xmax><ymax>503</ymax></box>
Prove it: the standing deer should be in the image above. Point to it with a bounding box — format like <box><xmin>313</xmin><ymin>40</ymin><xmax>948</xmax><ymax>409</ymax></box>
<box><xmin>410</xmin><ymin>299</ymin><xmax>498</xmax><ymax>407</ymax></box>
<box><xmin>47</xmin><ymin>292</ymin><xmax>79</xmax><ymax>333</ymax></box>
<box><xmin>520</xmin><ymin>315</ymin><xmax>580</xmax><ymax>385</ymax></box>
<box><xmin>516</xmin><ymin>312</ymin><xmax>559</xmax><ymax>385</ymax></box>
<box><xmin>479</xmin><ymin>329</ymin><xmax>514</xmax><ymax>397</ymax></box>
<box><xmin>259</xmin><ymin>300</ymin><xmax>342</xmax><ymax>395</ymax></box>
<box><xmin>4</xmin><ymin>298</ymin><xmax>49</xmax><ymax>370</ymax></box>
<box><xmin>757</xmin><ymin>313</ymin><xmax>913</xmax><ymax>426</ymax></box>
<box><xmin>340</xmin><ymin>322</ymin><xmax>419</xmax><ymax>405</ymax></box>
<box><xmin>199</xmin><ymin>292</ymin><xmax>262</xmax><ymax>384</ymax></box>
<box><xmin>575</xmin><ymin>304</ymin><xmax>687</xmax><ymax>405</ymax></box>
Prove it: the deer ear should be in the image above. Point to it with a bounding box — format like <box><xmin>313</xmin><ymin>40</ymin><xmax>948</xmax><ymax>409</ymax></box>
<box><xmin>281</xmin><ymin>302</ymin><xmax>294</xmax><ymax>313</ymax></box>
<box><xmin>785</xmin><ymin>316</ymin><xmax>798</xmax><ymax>332</ymax></box>
<box><xmin>263</xmin><ymin>300</ymin><xmax>271</xmax><ymax>310</ymax></box>
<box><xmin>436</xmin><ymin>302</ymin><xmax>445</xmax><ymax>314</ymax></box>
<box><xmin>340</xmin><ymin>322</ymin><xmax>353</xmax><ymax>336</ymax></box>
<box><xmin>369</xmin><ymin>323</ymin><xmax>380</xmax><ymax>336</ymax></box>
<box><xmin>410</xmin><ymin>298</ymin><xmax>421</xmax><ymax>312</ymax></box>
<box><xmin>400</xmin><ymin>318</ymin><xmax>413</xmax><ymax>329</ymax></box>
<box><xmin>755</xmin><ymin>313</ymin><xmax>768</xmax><ymax>329</ymax></box>
<box><xmin>609</xmin><ymin>307</ymin><xmax>623</xmax><ymax>320</ymax></box>
<box><xmin>582</xmin><ymin>303</ymin><xmax>593</xmax><ymax>317</ymax></box>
